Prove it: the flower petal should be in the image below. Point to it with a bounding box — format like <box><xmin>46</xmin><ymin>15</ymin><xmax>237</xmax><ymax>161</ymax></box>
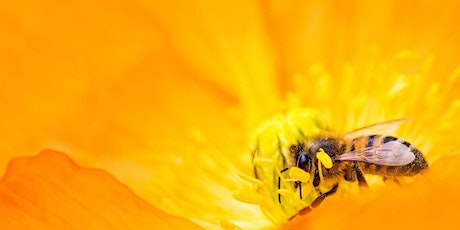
<box><xmin>0</xmin><ymin>150</ymin><xmax>203</xmax><ymax>230</ymax></box>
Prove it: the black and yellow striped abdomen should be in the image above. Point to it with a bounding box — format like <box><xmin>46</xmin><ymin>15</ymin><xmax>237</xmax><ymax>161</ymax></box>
<box><xmin>345</xmin><ymin>135</ymin><xmax>428</xmax><ymax>177</ymax></box>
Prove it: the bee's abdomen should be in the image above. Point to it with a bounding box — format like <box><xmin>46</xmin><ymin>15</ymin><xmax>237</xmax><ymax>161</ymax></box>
<box><xmin>385</xmin><ymin>147</ymin><xmax>428</xmax><ymax>176</ymax></box>
<box><xmin>356</xmin><ymin>135</ymin><xmax>428</xmax><ymax>176</ymax></box>
<box><xmin>346</xmin><ymin>135</ymin><xmax>382</xmax><ymax>153</ymax></box>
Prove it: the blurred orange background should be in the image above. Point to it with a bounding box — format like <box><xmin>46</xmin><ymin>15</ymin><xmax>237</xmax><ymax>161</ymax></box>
<box><xmin>1</xmin><ymin>0</ymin><xmax>460</xmax><ymax>229</ymax></box>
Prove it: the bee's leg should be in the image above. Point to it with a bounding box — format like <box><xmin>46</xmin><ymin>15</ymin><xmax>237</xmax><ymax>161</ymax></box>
<box><xmin>278</xmin><ymin>167</ymin><xmax>289</xmax><ymax>203</ymax></box>
<box><xmin>382</xmin><ymin>176</ymin><xmax>402</xmax><ymax>186</ymax></box>
<box><xmin>343</xmin><ymin>165</ymin><xmax>356</xmax><ymax>182</ymax></box>
<box><xmin>312</xmin><ymin>168</ymin><xmax>323</xmax><ymax>198</ymax></box>
<box><xmin>311</xmin><ymin>183</ymin><xmax>339</xmax><ymax>207</ymax></box>
<box><xmin>289</xmin><ymin>183</ymin><xmax>339</xmax><ymax>220</ymax></box>
<box><xmin>353</xmin><ymin>163</ymin><xmax>368</xmax><ymax>187</ymax></box>
<box><xmin>312</xmin><ymin>168</ymin><xmax>321</xmax><ymax>188</ymax></box>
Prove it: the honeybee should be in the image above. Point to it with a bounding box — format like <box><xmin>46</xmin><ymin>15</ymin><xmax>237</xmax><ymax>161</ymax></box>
<box><xmin>279</xmin><ymin>118</ymin><xmax>429</xmax><ymax>216</ymax></box>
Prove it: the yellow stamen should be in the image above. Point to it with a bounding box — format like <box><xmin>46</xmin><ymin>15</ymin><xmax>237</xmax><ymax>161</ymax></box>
<box><xmin>232</xmin><ymin>189</ymin><xmax>262</xmax><ymax>205</ymax></box>
<box><xmin>389</xmin><ymin>75</ymin><xmax>408</xmax><ymax>97</ymax></box>
<box><xmin>237</xmin><ymin>173</ymin><xmax>265</xmax><ymax>187</ymax></box>
<box><xmin>277</xmin><ymin>189</ymin><xmax>294</xmax><ymax>197</ymax></box>
<box><xmin>252</xmin><ymin>157</ymin><xmax>275</xmax><ymax>167</ymax></box>
<box><xmin>424</xmin><ymin>83</ymin><xmax>440</xmax><ymax>106</ymax></box>
<box><xmin>288</xmin><ymin>167</ymin><xmax>310</xmax><ymax>182</ymax></box>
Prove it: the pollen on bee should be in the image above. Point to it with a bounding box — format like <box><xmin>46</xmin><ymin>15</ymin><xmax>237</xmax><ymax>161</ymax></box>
<box><xmin>232</xmin><ymin>188</ymin><xmax>263</xmax><ymax>205</ymax></box>
<box><xmin>288</xmin><ymin>166</ymin><xmax>310</xmax><ymax>182</ymax></box>
<box><xmin>317</xmin><ymin>148</ymin><xmax>333</xmax><ymax>169</ymax></box>
<box><xmin>252</xmin><ymin>157</ymin><xmax>275</xmax><ymax>167</ymax></box>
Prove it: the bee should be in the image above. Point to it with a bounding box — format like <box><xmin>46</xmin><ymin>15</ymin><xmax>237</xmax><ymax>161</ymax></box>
<box><xmin>279</xmin><ymin>118</ymin><xmax>429</xmax><ymax>216</ymax></box>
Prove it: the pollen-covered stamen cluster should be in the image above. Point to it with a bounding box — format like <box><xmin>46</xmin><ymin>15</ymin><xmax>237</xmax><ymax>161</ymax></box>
<box><xmin>234</xmin><ymin>141</ymin><xmax>338</xmax><ymax>224</ymax></box>
<box><xmin>232</xmin><ymin>109</ymin><xmax>331</xmax><ymax>224</ymax></box>
<box><xmin>233</xmin><ymin>155</ymin><xmax>309</xmax><ymax>224</ymax></box>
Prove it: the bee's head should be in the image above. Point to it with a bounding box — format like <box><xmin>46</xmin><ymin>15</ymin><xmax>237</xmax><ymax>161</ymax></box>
<box><xmin>290</xmin><ymin>144</ymin><xmax>312</xmax><ymax>172</ymax></box>
<box><xmin>308</xmin><ymin>137</ymin><xmax>346</xmax><ymax>160</ymax></box>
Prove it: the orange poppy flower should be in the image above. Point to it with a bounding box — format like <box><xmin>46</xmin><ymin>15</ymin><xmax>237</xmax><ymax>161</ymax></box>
<box><xmin>1</xmin><ymin>0</ymin><xmax>460</xmax><ymax>229</ymax></box>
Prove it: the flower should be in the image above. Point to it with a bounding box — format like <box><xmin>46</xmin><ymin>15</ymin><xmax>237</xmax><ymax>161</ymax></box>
<box><xmin>0</xmin><ymin>150</ymin><xmax>203</xmax><ymax>229</ymax></box>
<box><xmin>1</xmin><ymin>0</ymin><xmax>460</xmax><ymax>230</ymax></box>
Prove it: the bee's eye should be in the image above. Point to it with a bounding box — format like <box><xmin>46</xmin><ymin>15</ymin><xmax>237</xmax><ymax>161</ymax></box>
<box><xmin>297</xmin><ymin>154</ymin><xmax>306</xmax><ymax>165</ymax></box>
<box><xmin>296</xmin><ymin>154</ymin><xmax>311</xmax><ymax>171</ymax></box>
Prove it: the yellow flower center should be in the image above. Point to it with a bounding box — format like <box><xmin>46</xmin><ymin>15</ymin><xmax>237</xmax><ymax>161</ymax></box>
<box><xmin>233</xmin><ymin>109</ymin><xmax>328</xmax><ymax>225</ymax></box>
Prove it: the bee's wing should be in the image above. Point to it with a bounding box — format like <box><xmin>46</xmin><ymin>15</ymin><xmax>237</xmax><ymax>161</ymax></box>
<box><xmin>343</xmin><ymin>118</ymin><xmax>412</xmax><ymax>140</ymax></box>
<box><xmin>336</xmin><ymin>140</ymin><xmax>415</xmax><ymax>166</ymax></box>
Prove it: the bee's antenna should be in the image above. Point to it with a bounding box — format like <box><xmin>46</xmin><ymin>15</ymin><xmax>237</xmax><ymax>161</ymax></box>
<box><xmin>278</xmin><ymin>167</ymin><xmax>289</xmax><ymax>203</ymax></box>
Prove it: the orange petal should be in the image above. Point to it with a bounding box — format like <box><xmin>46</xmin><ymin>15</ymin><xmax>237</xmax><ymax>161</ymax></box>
<box><xmin>285</xmin><ymin>155</ymin><xmax>460</xmax><ymax>230</ymax></box>
<box><xmin>0</xmin><ymin>149</ymin><xmax>203</xmax><ymax>230</ymax></box>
